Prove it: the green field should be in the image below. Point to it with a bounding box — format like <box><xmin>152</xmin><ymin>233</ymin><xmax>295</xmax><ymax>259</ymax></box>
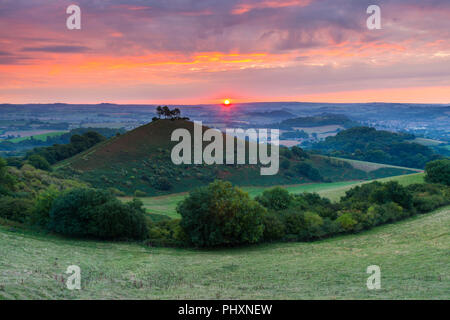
<box><xmin>9</xmin><ymin>131</ymin><xmax>66</xmax><ymax>143</ymax></box>
<box><xmin>121</xmin><ymin>173</ymin><xmax>425</xmax><ymax>218</ymax></box>
<box><xmin>0</xmin><ymin>205</ymin><xmax>447</xmax><ymax>299</ymax></box>
<box><xmin>413</xmin><ymin>138</ymin><xmax>445</xmax><ymax>147</ymax></box>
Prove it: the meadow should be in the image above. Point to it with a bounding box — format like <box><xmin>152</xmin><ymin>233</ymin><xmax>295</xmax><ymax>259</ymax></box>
<box><xmin>7</xmin><ymin>131</ymin><xmax>66</xmax><ymax>143</ymax></box>
<box><xmin>121</xmin><ymin>173</ymin><xmax>425</xmax><ymax>219</ymax></box>
<box><xmin>0</xmin><ymin>204</ymin><xmax>447</xmax><ymax>299</ymax></box>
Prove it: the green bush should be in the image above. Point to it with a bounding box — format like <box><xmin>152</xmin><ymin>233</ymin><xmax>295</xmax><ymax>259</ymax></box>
<box><xmin>0</xmin><ymin>158</ymin><xmax>15</xmax><ymax>195</ymax></box>
<box><xmin>0</xmin><ymin>196</ymin><xmax>34</xmax><ymax>223</ymax></box>
<box><xmin>303</xmin><ymin>212</ymin><xmax>324</xmax><ymax>239</ymax></box>
<box><xmin>255</xmin><ymin>187</ymin><xmax>292</xmax><ymax>211</ymax></box>
<box><xmin>425</xmin><ymin>159</ymin><xmax>450</xmax><ymax>186</ymax></box>
<box><xmin>29</xmin><ymin>186</ymin><xmax>61</xmax><ymax>227</ymax></box>
<box><xmin>134</xmin><ymin>190</ymin><xmax>147</xmax><ymax>197</ymax></box>
<box><xmin>280</xmin><ymin>209</ymin><xmax>305</xmax><ymax>237</ymax></box>
<box><xmin>153</xmin><ymin>177</ymin><xmax>173</xmax><ymax>191</ymax></box>
<box><xmin>27</xmin><ymin>154</ymin><xmax>51</xmax><ymax>171</ymax></box>
<box><xmin>146</xmin><ymin>218</ymin><xmax>188</xmax><ymax>246</ymax></box>
<box><xmin>336</xmin><ymin>213</ymin><xmax>358</xmax><ymax>232</ymax></box>
<box><xmin>178</xmin><ymin>180</ymin><xmax>266</xmax><ymax>247</ymax></box>
<box><xmin>48</xmin><ymin>188</ymin><xmax>148</xmax><ymax>240</ymax></box>
<box><xmin>293</xmin><ymin>163</ymin><xmax>322</xmax><ymax>181</ymax></box>
<box><xmin>261</xmin><ymin>212</ymin><xmax>286</xmax><ymax>241</ymax></box>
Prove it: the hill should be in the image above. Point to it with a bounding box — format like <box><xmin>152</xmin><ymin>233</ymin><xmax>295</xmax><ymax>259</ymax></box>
<box><xmin>312</xmin><ymin>127</ymin><xmax>441</xmax><ymax>168</ymax></box>
<box><xmin>56</xmin><ymin>120</ymin><xmax>416</xmax><ymax>196</ymax></box>
<box><xmin>274</xmin><ymin>114</ymin><xmax>359</xmax><ymax>129</ymax></box>
<box><xmin>1</xmin><ymin>204</ymin><xmax>447</xmax><ymax>299</ymax></box>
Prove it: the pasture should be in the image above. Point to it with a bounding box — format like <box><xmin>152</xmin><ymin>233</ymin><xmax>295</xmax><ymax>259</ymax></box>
<box><xmin>0</xmin><ymin>205</ymin><xmax>447</xmax><ymax>299</ymax></box>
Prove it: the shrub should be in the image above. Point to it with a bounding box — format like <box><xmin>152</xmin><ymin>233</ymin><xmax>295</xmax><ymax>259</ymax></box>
<box><xmin>291</xmin><ymin>146</ymin><xmax>308</xmax><ymax>159</ymax></box>
<box><xmin>0</xmin><ymin>158</ymin><xmax>15</xmax><ymax>195</ymax></box>
<box><xmin>108</xmin><ymin>187</ymin><xmax>126</xmax><ymax>196</ymax></box>
<box><xmin>336</xmin><ymin>213</ymin><xmax>358</xmax><ymax>232</ymax></box>
<box><xmin>261</xmin><ymin>212</ymin><xmax>286</xmax><ymax>241</ymax></box>
<box><xmin>134</xmin><ymin>190</ymin><xmax>147</xmax><ymax>197</ymax></box>
<box><xmin>303</xmin><ymin>212</ymin><xmax>324</xmax><ymax>239</ymax></box>
<box><xmin>425</xmin><ymin>159</ymin><xmax>450</xmax><ymax>186</ymax></box>
<box><xmin>178</xmin><ymin>180</ymin><xmax>265</xmax><ymax>247</ymax></box>
<box><xmin>48</xmin><ymin>188</ymin><xmax>148</xmax><ymax>240</ymax></box>
<box><xmin>0</xmin><ymin>196</ymin><xmax>34</xmax><ymax>223</ymax></box>
<box><xmin>369</xmin><ymin>181</ymin><xmax>413</xmax><ymax>210</ymax></box>
<box><xmin>29</xmin><ymin>186</ymin><xmax>61</xmax><ymax>227</ymax></box>
<box><xmin>293</xmin><ymin>163</ymin><xmax>322</xmax><ymax>181</ymax></box>
<box><xmin>154</xmin><ymin>177</ymin><xmax>173</xmax><ymax>191</ymax></box>
<box><xmin>255</xmin><ymin>187</ymin><xmax>292</xmax><ymax>211</ymax></box>
<box><xmin>27</xmin><ymin>154</ymin><xmax>51</xmax><ymax>171</ymax></box>
<box><xmin>146</xmin><ymin>218</ymin><xmax>188</xmax><ymax>246</ymax></box>
<box><xmin>280</xmin><ymin>209</ymin><xmax>305</xmax><ymax>237</ymax></box>
<box><xmin>412</xmin><ymin>195</ymin><xmax>446</xmax><ymax>213</ymax></box>
<box><xmin>280</xmin><ymin>159</ymin><xmax>290</xmax><ymax>170</ymax></box>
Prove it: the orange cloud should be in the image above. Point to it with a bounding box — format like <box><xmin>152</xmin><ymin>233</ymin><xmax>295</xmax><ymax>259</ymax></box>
<box><xmin>232</xmin><ymin>0</ymin><xmax>312</xmax><ymax>14</ymax></box>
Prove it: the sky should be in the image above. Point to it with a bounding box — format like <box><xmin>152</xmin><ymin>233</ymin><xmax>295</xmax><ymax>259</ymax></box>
<box><xmin>0</xmin><ymin>0</ymin><xmax>449</xmax><ymax>104</ymax></box>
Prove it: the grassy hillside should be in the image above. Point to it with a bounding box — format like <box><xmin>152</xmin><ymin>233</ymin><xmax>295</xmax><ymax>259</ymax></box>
<box><xmin>56</xmin><ymin>120</ymin><xmax>416</xmax><ymax>196</ymax></box>
<box><xmin>0</xmin><ymin>205</ymin><xmax>447</xmax><ymax>299</ymax></box>
<box><xmin>121</xmin><ymin>173</ymin><xmax>425</xmax><ymax>219</ymax></box>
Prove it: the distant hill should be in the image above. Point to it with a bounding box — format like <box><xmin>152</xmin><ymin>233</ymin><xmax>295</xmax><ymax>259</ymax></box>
<box><xmin>247</xmin><ymin>109</ymin><xmax>296</xmax><ymax>119</ymax></box>
<box><xmin>56</xmin><ymin>120</ymin><xmax>416</xmax><ymax>196</ymax></box>
<box><xmin>273</xmin><ymin>114</ymin><xmax>359</xmax><ymax>129</ymax></box>
<box><xmin>312</xmin><ymin>127</ymin><xmax>441</xmax><ymax>169</ymax></box>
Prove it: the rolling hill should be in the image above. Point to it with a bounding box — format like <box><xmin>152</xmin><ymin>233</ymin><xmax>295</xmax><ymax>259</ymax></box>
<box><xmin>56</xmin><ymin>120</ymin><xmax>417</xmax><ymax>196</ymax></box>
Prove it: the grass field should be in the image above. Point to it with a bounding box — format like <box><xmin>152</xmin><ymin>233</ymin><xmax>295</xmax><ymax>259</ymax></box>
<box><xmin>413</xmin><ymin>138</ymin><xmax>445</xmax><ymax>147</ymax></box>
<box><xmin>121</xmin><ymin>173</ymin><xmax>425</xmax><ymax>218</ymax></box>
<box><xmin>9</xmin><ymin>131</ymin><xmax>66</xmax><ymax>143</ymax></box>
<box><xmin>0</xmin><ymin>205</ymin><xmax>448</xmax><ymax>299</ymax></box>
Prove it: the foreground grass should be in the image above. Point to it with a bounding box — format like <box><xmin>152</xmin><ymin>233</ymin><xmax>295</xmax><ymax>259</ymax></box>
<box><xmin>0</xmin><ymin>205</ymin><xmax>448</xmax><ymax>299</ymax></box>
<box><xmin>122</xmin><ymin>173</ymin><xmax>425</xmax><ymax>218</ymax></box>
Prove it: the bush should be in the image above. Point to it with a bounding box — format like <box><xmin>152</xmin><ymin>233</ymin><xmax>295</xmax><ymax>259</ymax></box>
<box><xmin>336</xmin><ymin>213</ymin><xmax>358</xmax><ymax>232</ymax></box>
<box><xmin>280</xmin><ymin>159</ymin><xmax>290</xmax><ymax>170</ymax></box>
<box><xmin>29</xmin><ymin>186</ymin><xmax>61</xmax><ymax>227</ymax></box>
<box><xmin>0</xmin><ymin>158</ymin><xmax>15</xmax><ymax>195</ymax></box>
<box><xmin>255</xmin><ymin>187</ymin><xmax>292</xmax><ymax>211</ymax></box>
<box><xmin>0</xmin><ymin>196</ymin><xmax>34</xmax><ymax>223</ymax></box>
<box><xmin>178</xmin><ymin>180</ymin><xmax>266</xmax><ymax>247</ymax></box>
<box><xmin>146</xmin><ymin>218</ymin><xmax>188</xmax><ymax>246</ymax></box>
<box><xmin>48</xmin><ymin>188</ymin><xmax>148</xmax><ymax>240</ymax></box>
<box><xmin>302</xmin><ymin>212</ymin><xmax>324</xmax><ymax>239</ymax></box>
<box><xmin>154</xmin><ymin>177</ymin><xmax>173</xmax><ymax>191</ymax></box>
<box><xmin>280</xmin><ymin>209</ymin><xmax>305</xmax><ymax>237</ymax></box>
<box><xmin>27</xmin><ymin>154</ymin><xmax>51</xmax><ymax>171</ymax></box>
<box><xmin>425</xmin><ymin>159</ymin><xmax>450</xmax><ymax>186</ymax></box>
<box><xmin>293</xmin><ymin>163</ymin><xmax>322</xmax><ymax>181</ymax></box>
<box><xmin>261</xmin><ymin>212</ymin><xmax>286</xmax><ymax>241</ymax></box>
<box><xmin>134</xmin><ymin>190</ymin><xmax>147</xmax><ymax>197</ymax></box>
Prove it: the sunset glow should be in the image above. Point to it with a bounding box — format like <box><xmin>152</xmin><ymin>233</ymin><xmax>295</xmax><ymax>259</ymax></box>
<box><xmin>0</xmin><ymin>1</ymin><xmax>449</xmax><ymax>104</ymax></box>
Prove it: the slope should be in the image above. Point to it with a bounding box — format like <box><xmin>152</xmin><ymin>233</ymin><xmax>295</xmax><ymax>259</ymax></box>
<box><xmin>0</xmin><ymin>205</ymin><xmax>448</xmax><ymax>299</ymax></box>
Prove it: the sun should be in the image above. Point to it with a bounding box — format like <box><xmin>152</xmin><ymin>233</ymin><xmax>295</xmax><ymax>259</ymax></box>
<box><xmin>223</xmin><ymin>99</ymin><xmax>231</xmax><ymax>106</ymax></box>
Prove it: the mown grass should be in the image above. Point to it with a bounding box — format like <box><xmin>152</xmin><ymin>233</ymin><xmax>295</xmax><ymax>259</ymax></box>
<box><xmin>122</xmin><ymin>173</ymin><xmax>425</xmax><ymax>218</ymax></box>
<box><xmin>0</xmin><ymin>205</ymin><xmax>448</xmax><ymax>299</ymax></box>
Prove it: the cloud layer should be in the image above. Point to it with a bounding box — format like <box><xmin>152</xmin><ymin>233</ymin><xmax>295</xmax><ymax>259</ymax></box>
<box><xmin>0</xmin><ymin>0</ymin><xmax>449</xmax><ymax>103</ymax></box>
